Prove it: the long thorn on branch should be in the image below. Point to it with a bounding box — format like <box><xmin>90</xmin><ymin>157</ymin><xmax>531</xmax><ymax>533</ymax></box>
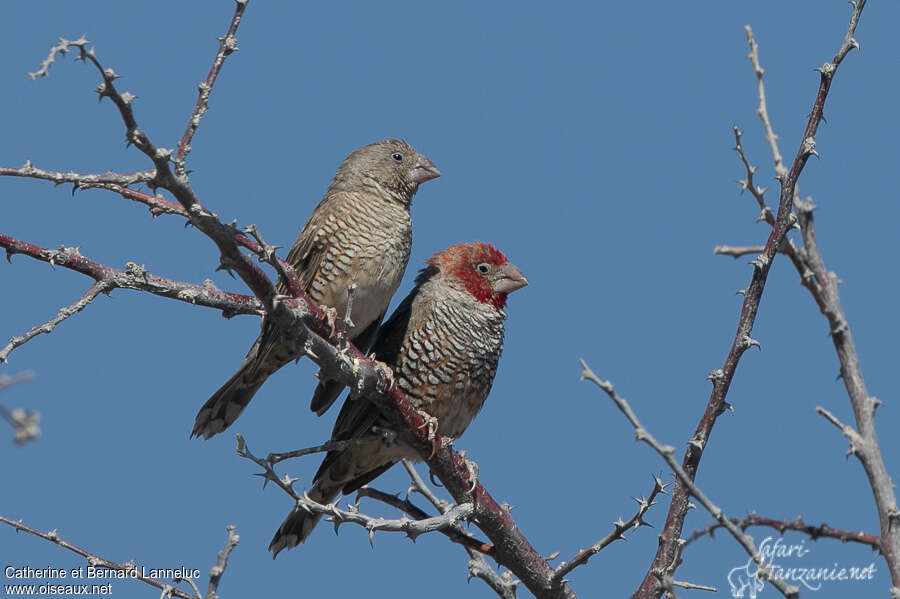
<box><xmin>265</xmin><ymin>429</ymin><xmax>397</xmax><ymax>466</ymax></box>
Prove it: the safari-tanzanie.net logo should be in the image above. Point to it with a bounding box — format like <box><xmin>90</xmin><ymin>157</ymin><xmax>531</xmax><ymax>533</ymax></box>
<box><xmin>727</xmin><ymin>536</ymin><xmax>876</xmax><ymax>598</ymax></box>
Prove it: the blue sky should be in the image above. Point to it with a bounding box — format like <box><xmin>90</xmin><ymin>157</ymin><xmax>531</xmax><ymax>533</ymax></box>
<box><xmin>2</xmin><ymin>2</ymin><xmax>898</xmax><ymax>598</ymax></box>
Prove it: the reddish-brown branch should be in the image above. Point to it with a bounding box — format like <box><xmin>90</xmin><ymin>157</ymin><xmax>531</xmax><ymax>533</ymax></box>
<box><xmin>633</xmin><ymin>4</ymin><xmax>867</xmax><ymax>597</ymax></box>
<box><xmin>0</xmin><ymin>233</ymin><xmax>262</xmax><ymax>362</ymax></box>
<box><xmin>685</xmin><ymin>513</ymin><xmax>881</xmax><ymax>551</ymax></box>
<box><xmin>174</xmin><ymin>0</ymin><xmax>248</xmax><ymax>174</ymax></box>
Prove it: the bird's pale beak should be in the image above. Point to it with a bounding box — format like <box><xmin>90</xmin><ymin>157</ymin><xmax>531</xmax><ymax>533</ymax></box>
<box><xmin>409</xmin><ymin>154</ymin><xmax>441</xmax><ymax>184</ymax></box>
<box><xmin>492</xmin><ymin>262</ymin><xmax>529</xmax><ymax>295</ymax></box>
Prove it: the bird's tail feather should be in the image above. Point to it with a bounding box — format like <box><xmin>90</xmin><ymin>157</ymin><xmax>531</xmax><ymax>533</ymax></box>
<box><xmin>191</xmin><ymin>363</ymin><xmax>266</xmax><ymax>439</ymax></box>
<box><xmin>309</xmin><ymin>379</ymin><xmax>346</xmax><ymax>416</ymax></box>
<box><xmin>269</xmin><ymin>483</ymin><xmax>340</xmax><ymax>557</ymax></box>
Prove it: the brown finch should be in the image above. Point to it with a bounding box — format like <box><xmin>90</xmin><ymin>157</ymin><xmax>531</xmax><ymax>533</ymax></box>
<box><xmin>191</xmin><ymin>139</ymin><xmax>440</xmax><ymax>439</ymax></box>
<box><xmin>269</xmin><ymin>241</ymin><xmax>528</xmax><ymax>555</ymax></box>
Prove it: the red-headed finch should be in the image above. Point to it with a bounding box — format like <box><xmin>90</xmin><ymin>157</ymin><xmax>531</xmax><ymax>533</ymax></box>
<box><xmin>191</xmin><ymin>139</ymin><xmax>440</xmax><ymax>439</ymax></box>
<box><xmin>269</xmin><ymin>241</ymin><xmax>528</xmax><ymax>555</ymax></box>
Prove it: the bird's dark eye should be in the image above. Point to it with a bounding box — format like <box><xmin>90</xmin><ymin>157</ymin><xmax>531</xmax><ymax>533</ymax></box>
<box><xmin>391</xmin><ymin>152</ymin><xmax>403</xmax><ymax>162</ymax></box>
<box><xmin>476</xmin><ymin>263</ymin><xmax>491</xmax><ymax>274</ymax></box>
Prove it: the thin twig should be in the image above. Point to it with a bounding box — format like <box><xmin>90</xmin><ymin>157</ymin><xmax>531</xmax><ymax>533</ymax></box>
<box><xmin>1</xmin><ymin>281</ymin><xmax>111</xmax><ymax>361</ymax></box>
<box><xmin>745</xmin><ymin>26</ymin><xmax>786</xmax><ymax>178</ymax></box>
<box><xmin>684</xmin><ymin>512</ymin><xmax>880</xmax><ymax>551</ymax></box>
<box><xmin>175</xmin><ymin>0</ymin><xmax>249</xmax><ymax>175</ymax></box>
<box><xmin>265</xmin><ymin>430</ymin><xmax>396</xmax><ymax>465</ymax></box>
<box><xmin>0</xmin><ymin>515</ymin><xmax>198</xmax><ymax>599</ymax></box>
<box><xmin>553</xmin><ymin>475</ymin><xmax>667</xmax><ymax>581</ymax></box>
<box><xmin>713</xmin><ymin>244</ymin><xmax>766</xmax><ymax>259</ymax></box>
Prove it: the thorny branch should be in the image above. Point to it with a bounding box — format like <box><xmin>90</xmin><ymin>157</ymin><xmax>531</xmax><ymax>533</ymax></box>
<box><xmin>0</xmin><ymin>372</ymin><xmax>39</xmax><ymax>444</ymax></box>
<box><xmin>2</xmin><ymin>5</ymin><xmax>573</xmax><ymax>597</ymax></box>
<box><xmin>684</xmin><ymin>513</ymin><xmax>880</xmax><ymax>551</ymax></box>
<box><xmin>0</xmin><ymin>234</ymin><xmax>263</xmax><ymax>363</ymax></box>
<box><xmin>0</xmin><ymin>515</ymin><xmax>239</xmax><ymax>599</ymax></box>
<box><xmin>580</xmin><ymin>360</ymin><xmax>799</xmax><ymax>598</ymax></box>
<box><xmin>355</xmin><ymin>486</ymin><xmax>494</xmax><ymax>556</ymax></box>
<box><xmin>1</xmin><ymin>162</ymin><xmax>183</xmax><ymax>218</ymax></box>
<box><xmin>553</xmin><ymin>476</ymin><xmax>667</xmax><ymax>583</ymax></box>
<box><xmin>632</xmin><ymin>4</ymin><xmax>868</xmax><ymax>597</ymax></box>
<box><xmin>236</xmin><ymin>437</ymin><xmax>474</xmax><ymax>547</ymax></box>
<box><xmin>174</xmin><ymin>0</ymin><xmax>248</xmax><ymax>175</ymax></box>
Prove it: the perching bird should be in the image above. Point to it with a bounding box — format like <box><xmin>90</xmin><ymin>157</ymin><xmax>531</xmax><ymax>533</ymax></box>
<box><xmin>191</xmin><ymin>139</ymin><xmax>440</xmax><ymax>439</ymax></box>
<box><xmin>269</xmin><ymin>242</ymin><xmax>528</xmax><ymax>555</ymax></box>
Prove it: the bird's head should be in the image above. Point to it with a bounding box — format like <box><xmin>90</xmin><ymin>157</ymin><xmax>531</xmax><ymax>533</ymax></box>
<box><xmin>337</xmin><ymin>138</ymin><xmax>440</xmax><ymax>201</ymax></box>
<box><xmin>427</xmin><ymin>242</ymin><xmax>528</xmax><ymax>309</ymax></box>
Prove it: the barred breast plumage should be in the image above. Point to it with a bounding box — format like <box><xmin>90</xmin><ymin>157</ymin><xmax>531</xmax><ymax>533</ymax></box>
<box><xmin>269</xmin><ymin>241</ymin><xmax>528</xmax><ymax>555</ymax></box>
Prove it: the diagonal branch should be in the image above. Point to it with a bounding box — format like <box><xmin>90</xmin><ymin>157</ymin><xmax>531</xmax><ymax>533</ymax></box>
<box><xmin>265</xmin><ymin>429</ymin><xmax>397</xmax><ymax>465</ymax></box>
<box><xmin>175</xmin><ymin>0</ymin><xmax>248</xmax><ymax>175</ymax></box>
<box><xmin>1</xmin><ymin>281</ymin><xmax>111</xmax><ymax>362</ymax></box>
<box><xmin>634</xmin><ymin>5</ymin><xmax>867</xmax><ymax>597</ymax></box>
<box><xmin>0</xmin><ymin>514</ymin><xmax>204</xmax><ymax>599</ymax></box>
<box><xmin>553</xmin><ymin>475</ymin><xmax>666</xmax><ymax>582</ymax></box>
